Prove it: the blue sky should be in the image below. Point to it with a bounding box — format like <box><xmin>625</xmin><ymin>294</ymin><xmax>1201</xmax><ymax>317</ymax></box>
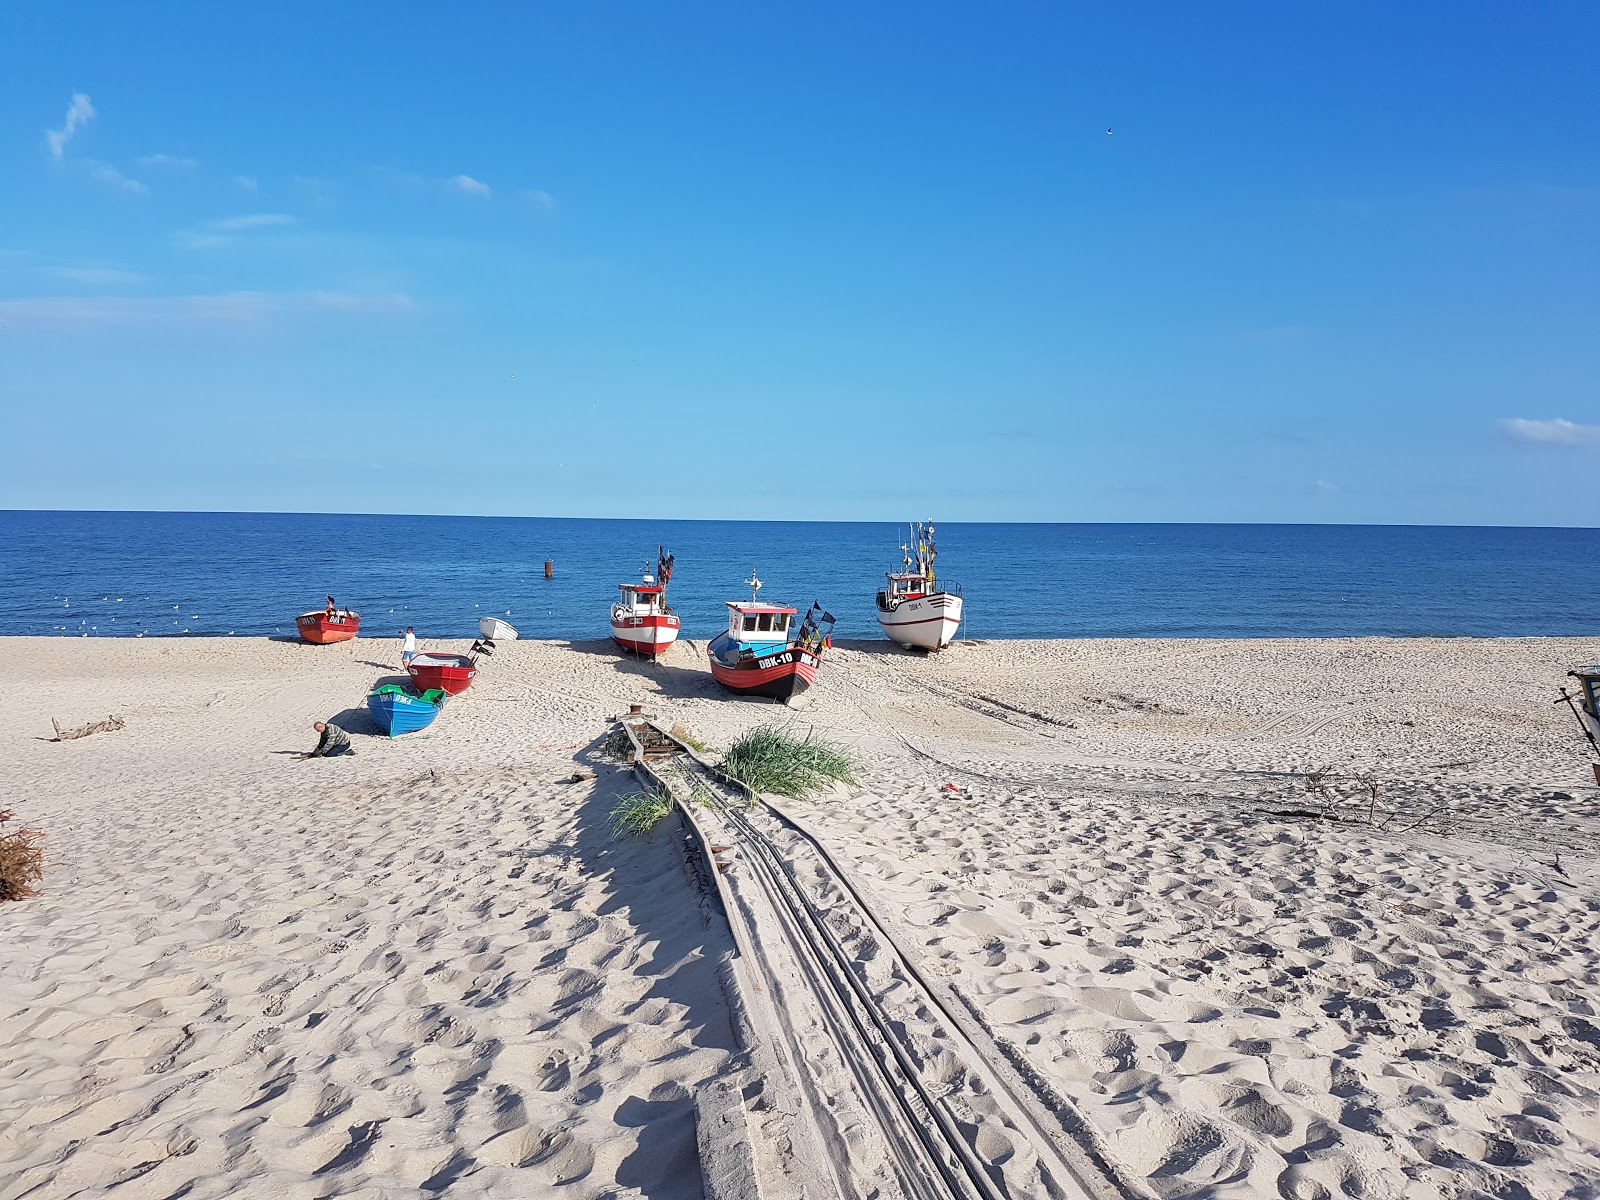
<box><xmin>3</xmin><ymin>3</ymin><xmax>1597</xmax><ymax>524</ymax></box>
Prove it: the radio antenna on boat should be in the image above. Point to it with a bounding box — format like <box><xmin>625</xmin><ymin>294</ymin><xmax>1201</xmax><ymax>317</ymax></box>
<box><xmin>745</xmin><ymin>571</ymin><xmax>763</xmax><ymax>603</ymax></box>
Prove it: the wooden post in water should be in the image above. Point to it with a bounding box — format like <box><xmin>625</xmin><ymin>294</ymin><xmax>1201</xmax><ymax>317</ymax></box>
<box><xmin>544</xmin><ymin>561</ymin><xmax>553</xmax><ymax>578</ymax></box>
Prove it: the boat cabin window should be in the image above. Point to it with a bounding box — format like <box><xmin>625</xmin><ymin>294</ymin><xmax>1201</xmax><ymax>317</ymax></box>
<box><xmin>742</xmin><ymin>614</ymin><xmax>758</xmax><ymax>633</ymax></box>
<box><xmin>773</xmin><ymin>614</ymin><xmax>790</xmax><ymax>634</ymax></box>
<box><xmin>756</xmin><ymin>613</ymin><xmax>773</xmax><ymax>632</ymax></box>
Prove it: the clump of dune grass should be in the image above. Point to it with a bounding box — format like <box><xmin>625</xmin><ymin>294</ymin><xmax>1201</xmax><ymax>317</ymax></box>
<box><xmin>0</xmin><ymin>809</ymin><xmax>44</xmax><ymax>902</ymax></box>
<box><xmin>609</xmin><ymin>790</ymin><xmax>674</xmax><ymax>838</ymax></box>
<box><xmin>721</xmin><ymin>725</ymin><xmax>856</xmax><ymax>801</ymax></box>
<box><xmin>669</xmin><ymin>723</ymin><xmax>708</xmax><ymax>753</ymax></box>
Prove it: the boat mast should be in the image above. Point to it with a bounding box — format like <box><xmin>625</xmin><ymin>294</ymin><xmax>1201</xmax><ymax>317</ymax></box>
<box><xmin>746</xmin><ymin>571</ymin><xmax>763</xmax><ymax>604</ymax></box>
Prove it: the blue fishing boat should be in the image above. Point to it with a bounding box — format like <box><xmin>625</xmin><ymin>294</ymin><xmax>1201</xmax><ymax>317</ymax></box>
<box><xmin>367</xmin><ymin>684</ymin><xmax>446</xmax><ymax>737</ymax></box>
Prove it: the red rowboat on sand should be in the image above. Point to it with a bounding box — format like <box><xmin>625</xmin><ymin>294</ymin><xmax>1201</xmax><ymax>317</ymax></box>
<box><xmin>297</xmin><ymin>609</ymin><xmax>361</xmax><ymax>644</ymax></box>
<box><xmin>407</xmin><ymin>652</ymin><xmax>477</xmax><ymax>696</ymax></box>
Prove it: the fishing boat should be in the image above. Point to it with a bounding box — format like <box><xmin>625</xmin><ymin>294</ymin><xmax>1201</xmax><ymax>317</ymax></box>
<box><xmin>876</xmin><ymin>521</ymin><xmax>963</xmax><ymax>651</ymax></box>
<box><xmin>367</xmin><ymin>685</ymin><xmax>445</xmax><ymax>737</ymax></box>
<box><xmin>296</xmin><ymin>606</ymin><xmax>361</xmax><ymax>644</ymax></box>
<box><xmin>407</xmin><ymin>652</ymin><xmax>477</xmax><ymax>696</ymax></box>
<box><xmin>611</xmin><ymin>547</ymin><xmax>680</xmax><ymax>657</ymax></box>
<box><xmin>707</xmin><ymin>573</ymin><xmax>835</xmax><ymax>703</ymax></box>
<box><xmin>479</xmin><ymin>616</ymin><xmax>518</xmax><ymax>641</ymax></box>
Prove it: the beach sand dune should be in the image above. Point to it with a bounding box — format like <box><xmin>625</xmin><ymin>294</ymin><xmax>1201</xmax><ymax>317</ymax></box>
<box><xmin>3</xmin><ymin>634</ymin><xmax>1598</xmax><ymax>1198</ymax></box>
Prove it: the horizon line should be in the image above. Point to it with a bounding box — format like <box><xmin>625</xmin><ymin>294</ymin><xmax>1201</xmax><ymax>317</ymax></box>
<box><xmin>2</xmin><ymin>507</ymin><xmax>1598</xmax><ymax>533</ymax></box>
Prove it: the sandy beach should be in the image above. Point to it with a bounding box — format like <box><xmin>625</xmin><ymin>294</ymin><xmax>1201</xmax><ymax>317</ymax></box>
<box><xmin>3</xmin><ymin>634</ymin><xmax>1598</xmax><ymax>1199</ymax></box>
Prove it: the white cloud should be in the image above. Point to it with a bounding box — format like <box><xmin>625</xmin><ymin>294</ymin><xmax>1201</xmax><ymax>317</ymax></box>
<box><xmin>175</xmin><ymin>213</ymin><xmax>297</xmax><ymax>249</ymax></box>
<box><xmin>83</xmin><ymin>159</ymin><xmax>148</xmax><ymax>194</ymax></box>
<box><xmin>1500</xmin><ymin>417</ymin><xmax>1600</xmax><ymax>446</ymax></box>
<box><xmin>233</xmin><ymin>175</ymin><xmax>258</xmax><ymax>191</ymax></box>
<box><xmin>46</xmin><ymin>266</ymin><xmax>146</xmax><ymax>287</ymax></box>
<box><xmin>211</xmin><ymin>213</ymin><xmax>295</xmax><ymax>231</ymax></box>
<box><xmin>137</xmin><ymin>153</ymin><xmax>198</xmax><ymax>169</ymax></box>
<box><xmin>523</xmin><ymin>189</ymin><xmax>557</xmax><ymax>213</ymax></box>
<box><xmin>0</xmin><ymin>291</ymin><xmax>415</xmax><ymax>331</ymax></box>
<box><xmin>1315</xmin><ymin>479</ymin><xmax>1339</xmax><ymax>493</ymax></box>
<box><xmin>46</xmin><ymin>92</ymin><xmax>94</xmax><ymax>160</ymax></box>
<box><xmin>451</xmin><ymin>174</ymin><xmax>491</xmax><ymax>197</ymax></box>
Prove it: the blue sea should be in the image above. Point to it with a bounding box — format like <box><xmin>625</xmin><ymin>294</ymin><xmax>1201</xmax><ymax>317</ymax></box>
<box><xmin>1</xmin><ymin>511</ymin><xmax>1597</xmax><ymax>641</ymax></box>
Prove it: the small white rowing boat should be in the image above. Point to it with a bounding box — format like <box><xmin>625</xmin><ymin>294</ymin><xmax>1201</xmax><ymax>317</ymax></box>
<box><xmin>479</xmin><ymin>616</ymin><xmax>518</xmax><ymax>641</ymax></box>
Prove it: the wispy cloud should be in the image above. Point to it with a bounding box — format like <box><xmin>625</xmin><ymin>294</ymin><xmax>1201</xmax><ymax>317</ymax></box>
<box><xmin>46</xmin><ymin>93</ymin><xmax>94</xmax><ymax>160</ymax></box>
<box><xmin>451</xmin><ymin>174</ymin><xmax>491</xmax><ymax>197</ymax></box>
<box><xmin>137</xmin><ymin>153</ymin><xmax>198</xmax><ymax>169</ymax></box>
<box><xmin>83</xmin><ymin>159</ymin><xmax>148</xmax><ymax>194</ymax></box>
<box><xmin>233</xmin><ymin>175</ymin><xmax>258</xmax><ymax>191</ymax></box>
<box><xmin>176</xmin><ymin>213</ymin><xmax>297</xmax><ymax>250</ymax></box>
<box><xmin>46</xmin><ymin>266</ymin><xmax>146</xmax><ymax>287</ymax></box>
<box><xmin>523</xmin><ymin>188</ymin><xmax>557</xmax><ymax>213</ymax></box>
<box><xmin>0</xmin><ymin>291</ymin><xmax>416</xmax><ymax>331</ymax></box>
<box><xmin>1500</xmin><ymin>417</ymin><xmax>1600</xmax><ymax>446</ymax></box>
<box><xmin>212</xmin><ymin>213</ymin><xmax>295</xmax><ymax>232</ymax></box>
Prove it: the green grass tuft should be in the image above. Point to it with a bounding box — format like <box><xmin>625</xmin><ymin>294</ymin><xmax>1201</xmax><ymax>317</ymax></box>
<box><xmin>721</xmin><ymin>725</ymin><xmax>856</xmax><ymax>801</ymax></box>
<box><xmin>609</xmin><ymin>790</ymin><xmax>674</xmax><ymax>838</ymax></box>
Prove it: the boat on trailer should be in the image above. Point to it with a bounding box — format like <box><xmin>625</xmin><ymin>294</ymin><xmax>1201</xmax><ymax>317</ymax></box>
<box><xmin>876</xmin><ymin>521</ymin><xmax>963</xmax><ymax>650</ymax></box>
<box><xmin>707</xmin><ymin>573</ymin><xmax>835</xmax><ymax>704</ymax></box>
<box><xmin>611</xmin><ymin>547</ymin><xmax>680</xmax><ymax>657</ymax></box>
<box><xmin>297</xmin><ymin>606</ymin><xmax>361</xmax><ymax>644</ymax></box>
<box><xmin>367</xmin><ymin>685</ymin><xmax>445</xmax><ymax>737</ymax></box>
<box><xmin>407</xmin><ymin>652</ymin><xmax>478</xmax><ymax>696</ymax></box>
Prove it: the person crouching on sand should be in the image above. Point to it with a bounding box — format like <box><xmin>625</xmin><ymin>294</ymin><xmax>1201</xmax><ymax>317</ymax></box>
<box><xmin>401</xmin><ymin>626</ymin><xmax>417</xmax><ymax>667</ymax></box>
<box><xmin>297</xmin><ymin>720</ymin><xmax>354</xmax><ymax>760</ymax></box>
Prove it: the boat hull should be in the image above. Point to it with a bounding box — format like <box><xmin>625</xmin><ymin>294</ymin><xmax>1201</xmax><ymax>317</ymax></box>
<box><xmin>877</xmin><ymin>592</ymin><xmax>963</xmax><ymax>650</ymax></box>
<box><xmin>297</xmin><ymin>611</ymin><xmax>361</xmax><ymax>644</ymax></box>
<box><xmin>611</xmin><ymin>612</ymin><xmax>681</xmax><ymax>657</ymax></box>
<box><xmin>707</xmin><ymin>634</ymin><xmax>820</xmax><ymax>701</ymax></box>
<box><xmin>479</xmin><ymin>617</ymin><xmax>518</xmax><ymax>641</ymax></box>
<box><xmin>407</xmin><ymin>653</ymin><xmax>477</xmax><ymax>696</ymax></box>
<box><xmin>367</xmin><ymin>688</ymin><xmax>443</xmax><ymax>737</ymax></box>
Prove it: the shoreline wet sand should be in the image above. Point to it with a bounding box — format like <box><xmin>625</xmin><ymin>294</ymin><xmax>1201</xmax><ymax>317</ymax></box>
<box><xmin>3</xmin><ymin>635</ymin><xmax>1598</xmax><ymax>1198</ymax></box>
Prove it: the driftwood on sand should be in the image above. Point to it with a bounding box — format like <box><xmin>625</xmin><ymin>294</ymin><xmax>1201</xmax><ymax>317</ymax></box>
<box><xmin>51</xmin><ymin>715</ymin><xmax>124</xmax><ymax>742</ymax></box>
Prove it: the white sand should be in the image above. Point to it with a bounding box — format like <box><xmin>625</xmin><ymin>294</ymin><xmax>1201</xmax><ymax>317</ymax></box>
<box><xmin>3</xmin><ymin>634</ymin><xmax>1598</xmax><ymax>1198</ymax></box>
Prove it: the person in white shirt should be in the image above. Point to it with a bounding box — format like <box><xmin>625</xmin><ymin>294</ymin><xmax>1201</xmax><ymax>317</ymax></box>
<box><xmin>401</xmin><ymin>626</ymin><xmax>417</xmax><ymax>666</ymax></box>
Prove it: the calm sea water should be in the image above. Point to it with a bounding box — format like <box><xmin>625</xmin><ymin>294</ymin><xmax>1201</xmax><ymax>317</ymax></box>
<box><xmin>1</xmin><ymin>511</ymin><xmax>1597</xmax><ymax>641</ymax></box>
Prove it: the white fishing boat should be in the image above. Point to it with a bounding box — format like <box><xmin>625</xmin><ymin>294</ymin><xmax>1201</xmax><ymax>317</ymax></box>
<box><xmin>875</xmin><ymin>520</ymin><xmax>963</xmax><ymax>650</ymax></box>
<box><xmin>479</xmin><ymin>616</ymin><xmax>518</xmax><ymax>641</ymax></box>
<box><xmin>611</xmin><ymin>548</ymin><xmax>680</xmax><ymax>657</ymax></box>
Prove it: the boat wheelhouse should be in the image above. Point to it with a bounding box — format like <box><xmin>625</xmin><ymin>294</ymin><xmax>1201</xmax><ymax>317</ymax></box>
<box><xmin>611</xmin><ymin>548</ymin><xmax>680</xmax><ymax>657</ymax></box>
<box><xmin>875</xmin><ymin>521</ymin><xmax>963</xmax><ymax>650</ymax></box>
<box><xmin>707</xmin><ymin>574</ymin><xmax>833</xmax><ymax>704</ymax></box>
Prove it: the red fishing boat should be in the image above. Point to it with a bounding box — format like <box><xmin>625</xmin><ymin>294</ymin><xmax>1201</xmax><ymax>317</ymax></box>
<box><xmin>706</xmin><ymin>573</ymin><xmax>835</xmax><ymax>704</ymax></box>
<box><xmin>406</xmin><ymin>652</ymin><xmax>477</xmax><ymax>695</ymax></box>
<box><xmin>296</xmin><ymin>606</ymin><xmax>360</xmax><ymax>644</ymax></box>
<box><xmin>611</xmin><ymin>547</ymin><xmax>680</xmax><ymax>657</ymax></box>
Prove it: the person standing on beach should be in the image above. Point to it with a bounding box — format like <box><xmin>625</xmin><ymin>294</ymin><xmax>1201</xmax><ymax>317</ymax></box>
<box><xmin>401</xmin><ymin>626</ymin><xmax>417</xmax><ymax>667</ymax></box>
<box><xmin>298</xmin><ymin>721</ymin><xmax>353</xmax><ymax>760</ymax></box>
